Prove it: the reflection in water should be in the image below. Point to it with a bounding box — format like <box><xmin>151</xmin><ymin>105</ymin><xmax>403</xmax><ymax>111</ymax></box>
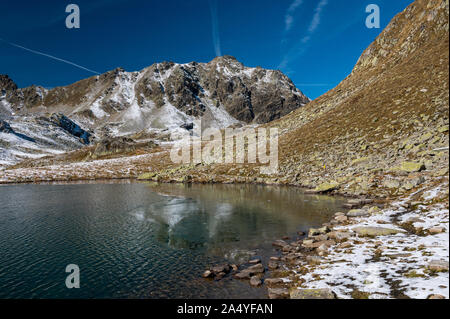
<box><xmin>0</xmin><ymin>181</ymin><xmax>347</xmax><ymax>299</ymax></box>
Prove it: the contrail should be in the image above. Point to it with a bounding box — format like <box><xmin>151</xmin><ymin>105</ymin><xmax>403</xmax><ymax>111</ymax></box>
<box><xmin>0</xmin><ymin>38</ymin><xmax>100</xmax><ymax>75</ymax></box>
<box><xmin>208</xmin><ymin>0</ymin><xmax>222</xmax><ymax>57</ymax></box>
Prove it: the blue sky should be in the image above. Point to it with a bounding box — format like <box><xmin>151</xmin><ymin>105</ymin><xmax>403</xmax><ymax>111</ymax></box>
<box><xmin>0</xmin><ymin>0</ymin><xmax>413</xmax><ymax>99</ymax></box>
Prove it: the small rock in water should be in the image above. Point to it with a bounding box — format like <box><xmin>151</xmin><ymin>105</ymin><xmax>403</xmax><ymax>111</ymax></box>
<box><xmin>250</xmin><ymin>276</ymin><xmax>262</xmax><ymax>287</ymax></box>
<box><xmin>249</xmin><ymin>259</ymin><xmax>261</xmax><ymax>264</ymax></box>
<box><xmin>272</xmin><ymin>240</ymin><xmax>288</xmax><ymax>248</ymax></box>
<box><xmin>202</xmin><ymin>270</ymin><xmax>213</xmax><ymax>278</ymax></box>
<box><xmin>211</xmin><ymin>264</ymin><xmax>231</xmax><ymax>274</ymax></box>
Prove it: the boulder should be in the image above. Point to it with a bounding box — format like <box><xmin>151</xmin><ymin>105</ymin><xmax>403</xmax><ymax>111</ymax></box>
<box><xmin>400</xmin><ymin>162</ymin><xmax>425</xmax><ymax>173</ymax></box>
<box><xmin>427</xmin><ymin>260</ymin><xmax>449</xmax><ymax>272</ymax></box>
<box><xmin>308</xmin><ymin>226</ymin><xmax>330</xmax><ymax>237</ymax></box>
<box><xmin>352</xmin><ymin>226</ymin><xmax>404</xmax><ymax>237</ymax></box>
<box><xmin>290</xmin><ymin>288</ymin><xmax>336</xmax><ymax>299</ymax></box>
<box><xmin>315</xmin><ymin>181</ymin><xmax>339</xmax><ymax>193</ymax></box>
<box><xmin>347</xmin><ymin>209</ymin><xmax>369</xmax><ymax>217</ymax></box>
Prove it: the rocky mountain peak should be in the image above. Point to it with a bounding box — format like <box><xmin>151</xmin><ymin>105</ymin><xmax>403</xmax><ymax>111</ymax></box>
<box><xmin>0</xmin><ymin>75</ymin><xmax>18</xmax><ymax>92</ymax></box>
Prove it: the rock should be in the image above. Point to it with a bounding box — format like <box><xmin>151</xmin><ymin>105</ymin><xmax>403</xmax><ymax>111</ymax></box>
<box><xmin>347</xmin><ymin>209</ymin><xmax>369</xmax><ymax>217</ymax></box>
<box><xmin>215</xmin><ymin>272</ymin><xmax>226</xmax><ymax>280</ymax></box>
<box><xmin>315</xmin><ymin>181</ymin><xmax>339</xmax><ymax>193</ymax></box>
<box><xmin>268</xmin><ymin>261</ymin><xmax>279</xmax><ymax>270</ymax></box>
<box><xmin>272</xmin><ymin>240</ymin><xmax>288</xmax><ymax>248</ymax></box>
<box><xmin>335</xmin><ymin>215</ymin><xmax>348</xmax><ymax>223</ymax></box>
<box><xmin>428</xmin><ymin>227</ymin><xmax>445</xmax><ymax>234</ymax></box>
<box><xmin>306</xmin><ymin>256</ymin><xmax>323</xmax><ymax>265</ymax></box>
<box><xmin>49</xmin><ymin>113</ymin><xmax>92</xmax><ymax>144</ymax></box>
<box><xmin>92</xmin><ymin>136</ymin><xmax>136</xmax><ymax>158</ymax></box>
<box><xmin>264</xmin><ymin>278</ymin><xmax>284</xmax><ymax>286</ymax></box>
<box><xmin>333</xmin><ymin>232</ymin><xmax>352</xmax><ymax>242</ymax></box>
<box><xmin>202</xmin><ymin>270</ymin><xmax>213</xmax><ymax>278</ymax></box>
<box><xmin>312</xmin><ymin>234</ymin><xmax>329</xmax><ymax>242</ymax></box>
<box><xmin>303</xmin><ymin>239</ymin><xmax>335</xmax><ymax>249</ymax></box>
<box><xmin>247</xmin><ymin>263</ymin><xmax>265</xmax><ymax>274</ymax></box>
<box><xmin>427</xmin><ymin>294</ymin><xmax>446</xmax><ymax>299</ymax></box>
<box><xmin>250</xmin><ymin>276</ymin><xmax>262</xmax><ymax>287</ymax></box>
<box><xmin>268</xmin><ymin>288</ymin><xmax>290</xmax><ymax>299</ymax></box>
<box><xmin>427</xmin><ymin>260</ymin><xmax>449</xmax><ymax>272</ymax></box>
<box><xmin>308</xmin><ymin>226</ymin><xmax>330</xmax><ymax>237</ymax></box>
<box><xmin>233</xmin><ymin>271</ymin><xmax>252</xmax><ymax>280</ymax></box>
<box><xmin>384</xmin><ymin>179</ymin><xmax>401</xmax><ymax>189</ymax></box>
<box><xmin>270</xmin><ymin>257</ymin><xmax>280</xmax><ymax>261</ymax></box>
<box><xmin>368</xmin><ymin>206</ymin><xmax>381</xmax><ymax>215</ymax></box>
<box><xmin>211</xmin><ymin>264</ymin><xmax>231</xmax><ymax>274</ymax></box>
<box><xmin>339</xmin><ymin>242</ymin><xmax>352</xmax><ymax>248</ymax></box>
<box><xmin>297</xmin><ymin>231</ymin><xmax>306</xmax><ymax>236</ymax></box>
<box><xmin>137</xmin><ymin>172</ymin><xmax>157</xmax><ymax>180</ymax></box>
<box><xmin>352</xmin><ymin>226</ymin><xmax>404</xmax><ymax>237</ymax></box>
<box><xmin>0</xmin><ymin>120</ymin><xmax>14</xmax><ymax>133</ymax></box>
<box><xmin>400</xmin><ymin>162</ymin><xmax>425</xmax><ymax>173</ymax></box>
<box><xmin>316</xmin><ymin>244</ymin><xmax>329</xmax><ymax>253</ymax></box>
<box><xmin>249</xmin><ymin>259</ymin><xmax>261</xmax><ymax>264</ymax></box>
<box><xmin>234</xmin><ymin>263</ymin><xmax>265</xmax><ymax>279</ymax></box>
<box><xmin>180</xmin><ymin>122</ymin><xmax>194</xmax><ymax>130</ymax></box>
<box><xmin>302</xmin><ymin>239</ymin><xmax>314</xmax><ymax>247</ymax></box>
<box><xmin>290</xmin><ymin>288</ymin><xmax>336</xmax><ymax>299</ymax></box>
<box><xmin>438</xmin><ymin>125</ymin><xmax>449</xmax><ymax>133</ymax></box>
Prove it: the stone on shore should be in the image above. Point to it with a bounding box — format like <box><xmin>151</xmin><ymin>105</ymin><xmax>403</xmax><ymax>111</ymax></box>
<box><xmin>315</xmin><ymin>181</ymin><xmax>339</xmax><ymax>193</ymax></box>
<box><xmin>308</xmin><ymin>226</ymin><xmax>330</xmax><ymax>237</ymax></box>
<box><xmin>352</xmin><ymin>226</ymin><xmax>404</xmax><ymax>237</ymax></box>
<box><xmin>347</xmin><ymin>209</ymin><xmax>369</xmax><ymax>217</ymax></box>
<box><xmin>268</xmin><ymin>288</ymin><xmax>290</xmax><ymax>299</ymax></box>
<box><xmin>427</xmin><ymin>260</ymin><xmax>449</xmax><ymax>272</ymax></box>
<box><xmin>290</xmin><ymin>288</ymin><xmax>336</xmax><ymax>299</ymax></box>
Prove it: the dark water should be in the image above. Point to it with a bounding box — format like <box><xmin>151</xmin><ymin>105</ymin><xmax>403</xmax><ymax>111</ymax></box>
<box><xmin>0</xmin><ymin>181</ymin><xmax>346</xmax><ymax>299</ymax></box>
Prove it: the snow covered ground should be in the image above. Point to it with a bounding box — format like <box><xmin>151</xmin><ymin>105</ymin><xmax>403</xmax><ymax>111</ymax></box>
<box><xmin>293</xmin><ymin>181</ymin><xmax>449</xmax><ymax>299</ymax></box>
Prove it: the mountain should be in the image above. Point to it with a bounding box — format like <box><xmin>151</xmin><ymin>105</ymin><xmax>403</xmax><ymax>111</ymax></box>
<box><xmin>151</xmin><ymin>0</ymin><xmax>449</xmax><ymax>199</ymax></box>
<box><xmin>0</xmin><ymin>56</ymin><xmax>309</xmax><ymax>166</ymax></box>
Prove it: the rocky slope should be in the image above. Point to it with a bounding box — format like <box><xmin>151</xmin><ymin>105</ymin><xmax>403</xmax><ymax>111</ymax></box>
<box><xmin>146</xmin><ymin>0</ymin><xmax>449</xmax><ymax>199</ymax></box>
<box><xmin>0</xmin><ymin>56</ymin><xmax>309</xmax><ymax>166</ymax></box>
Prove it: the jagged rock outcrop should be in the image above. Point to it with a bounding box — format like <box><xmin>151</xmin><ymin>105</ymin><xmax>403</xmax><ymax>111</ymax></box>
<box><xmin>49</xmin><ymin>113</ymin><xmax>92</xmax><ymax>145</ymax></box>
<box><xmin>0</xmin><ymin>56</ymin><xmax>309</xmax><ymax>135</ymax></box>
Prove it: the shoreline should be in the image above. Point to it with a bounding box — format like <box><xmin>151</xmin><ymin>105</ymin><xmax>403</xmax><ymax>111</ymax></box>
<box><xmin>1</xmin><ymin>166</ymin><xmax>448</xmax><ymax>299</ymax></box>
